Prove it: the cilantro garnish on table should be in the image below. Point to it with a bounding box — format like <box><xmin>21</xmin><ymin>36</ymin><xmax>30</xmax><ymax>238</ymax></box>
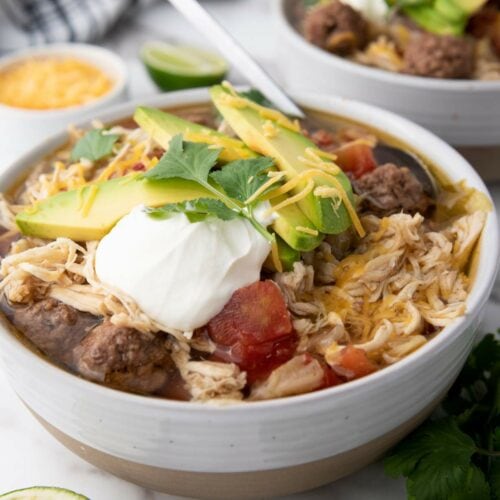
<box><xmin>144</xmin><ymin>134</ymin><xmax>277</xmax><ymax>241</ymax></box>
<box><xmin>385</xmin><ymin>333</ymin><xmax>500</xmax><ymax>500</ymax></box>
<box><xmin>71</xmin><ymin>129</ymin><xmax>119</xmax><ymax>162</ymax></box>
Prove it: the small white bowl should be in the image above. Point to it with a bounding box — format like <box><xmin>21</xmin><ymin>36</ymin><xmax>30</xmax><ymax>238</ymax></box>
<box><xmin>0</xmin><ymin>43</ymin><xmax>128</xmax><ymax>166</ymax></box>
<box><xmin>0</xmin><ymin>89</ymin><xmax>497</xmax><ymax>499</ymax></box>
<box><xmin>274</xmin><ymin>0</ymin><xmax>500</xmax><ymax>147</ymax></box>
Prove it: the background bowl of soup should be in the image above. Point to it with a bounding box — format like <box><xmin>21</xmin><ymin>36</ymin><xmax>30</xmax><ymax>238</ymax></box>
<box><xmin>0</xmin><ymin>43</ymin><xmax>128</xmax><ymax>166</ymax></box>
<box><xmin>273</xmin><ymin>0</ymin><xmax>500</xmax><ymax>148</ymax></box>
<box><xmin>0</xmin><ymin>89</ymin><xmax>497</xmax><ymax>499</ymax></box>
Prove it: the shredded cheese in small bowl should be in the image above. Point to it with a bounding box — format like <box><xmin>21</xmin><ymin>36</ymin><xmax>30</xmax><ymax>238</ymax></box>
<box><xmin>0</xmin><ymin>57</ymin><xmax>115</xmax><ymax>110</ymax></box>
<box><xmin>0</xmin><ymin>44</ymin><xmax>127</xmax><ymax>166</ymax></box>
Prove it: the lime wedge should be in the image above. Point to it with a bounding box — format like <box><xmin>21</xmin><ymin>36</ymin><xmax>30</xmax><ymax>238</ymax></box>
<box><xmin>141</xmin><ymin>42</ymin><xmax>228</xmax><ymax>91</ymax></box>
<box><xmin>0</xmin><ymin>486</ymin><xmax>88</xmax><ymax>500</ymax></box>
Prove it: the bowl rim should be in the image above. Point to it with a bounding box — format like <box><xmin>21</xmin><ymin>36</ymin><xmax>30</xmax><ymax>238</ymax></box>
<box><xmin>273</xmin><ymin>0</ymin><xmax>500</xmax><ymax>92</ymax></box>
<box><xmin>0</xmin><ymin>43</ymin><xmax>128</xmax><ymax>116</ymax></box>
<box><xmin>0</xmin><ymin>87</ymin><xmax>498</xmax><ymax>414</ymax></box>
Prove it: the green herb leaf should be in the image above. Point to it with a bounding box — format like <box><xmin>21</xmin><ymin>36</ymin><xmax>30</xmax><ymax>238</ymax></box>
<box><xmin>448</xmin><ymin>465</ymin><xmax>491</xmax><ymax>500</ymax></box>
<box><xmin>210</xmin><ymin>157</ymin><xmax>275</xmax><ymax>203</ymax></box>
<box><xmin>145</xmin><ymin>134</ymin><xmax>221</xmax><ymax>184</ymax></box>
<box><xmin>386</xmin><ymin>334</ymin><xmax>500</xmax><ymax>500</ymax></box>
<box><xmin>240</xmin><ymin>89</ymin><xmax>275</xmax><ymax>108</ymax></box>
<box><xmin>489</xmin><ymin>460</ymin><xmax>500</xmax><ymax>499</ymax></box>
<box><xmin>408</xmin><ymin>462</ymin><xmax>489</xmax><ymax>500</ymax></box>
<box><xmin>71</xmin><ymin>129</ymin><xmax>119</xmax><ymax>162</ymax></box>
<box><xmin>146</xmin><ymin>198</ymin><xmax>238</xmax><ymax>223</ymax></box>
<box><xmin>144</xmin><ymin>135</ymin><xmax>274</xmax><ymax>243</ymax></box>
<box><xmin>385</xmin><ymin>418</ymin><xmax>476</xmax><ymax>476</ymax></box>
<box><xmin>469</xmin><ymin>334</ymin><xmax>500</xmax><ymax>373</ymax></box>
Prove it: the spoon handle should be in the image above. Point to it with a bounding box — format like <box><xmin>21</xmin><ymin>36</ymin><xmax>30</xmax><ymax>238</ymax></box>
<box><xmin>166</xmin><ymin>0</ymin><xmax>305</xmax><ymax>118</ymax></box>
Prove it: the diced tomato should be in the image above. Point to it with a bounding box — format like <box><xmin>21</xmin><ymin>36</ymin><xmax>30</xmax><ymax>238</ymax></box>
<box><xmin>333</xmin><ymin>345</ymin><xmax>378</xmax><ymax>380</ymax></box>
<box><xmin>207</xmin><ymin>281</ymin><xmax>297</xmax><ymax>383</ymax></box>
<box><xmin>132</xmin><ymin>162</ymin><xmax>146</xmax><ymax>171</ymax></box>
<box><xmin>213</xmin><ymin>334</ymin><xmax>298</xmax><ymax>384</ymax></box>
<box><xmin>334</xmin><ymin>143</ymin><xmax>377</xmax><ymax>179</ymax></box>
<box><xmin>322</xmin><ymin>365</ymin><xmax>344</xmax><ymax>388</ymax></box>
<box><xmin>208</xmin><ymin>281</ymin><xmax>293</xmax><ymax>346</ymax></box>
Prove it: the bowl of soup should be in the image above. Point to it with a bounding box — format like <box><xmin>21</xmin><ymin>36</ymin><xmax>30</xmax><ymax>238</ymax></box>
<box><xmin>0</xmin><ymin>43</ymin><xmax>128</xmax><ymax>166</ymax></box>
<box><xmin>273</xmin><ymin>0</ymin><xmax>500</xmax><ymax>147</ymax></box>
<box><xmin>0</xmin><ymin>87</ymin><xmax>497</xmax><ymax>498</ymax></box>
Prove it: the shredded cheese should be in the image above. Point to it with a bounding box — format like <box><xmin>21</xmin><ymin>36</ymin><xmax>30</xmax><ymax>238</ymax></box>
<box><xmin>264</xmin><ymin>179</ymin><xmax>316</xmax><ymax>216</ymax></box>
<box><xmin>221</xmin><ymin>82</ymin><xmax>301</xmax><ymax>133</ymax></box>
<box><xmin>80</xmin><ymin>185</ymin><xmax>99</xmax><ymax>217</ymax></box>
<box><xmin>262</xmin><ymin>120</ymin><xmax>279</xmax><ymax>139</ymax></box>
<box><xmin>295</xmin><ymin>226</ymin><xmax>319</xmax><ymax>236</ymax></box>
<box><xmin>245</xmin><ymin>171</ymin><xmax>287</xmax><ymax>205</ymax></box>
<box><xmin>0</xmin><ymin>57</ymin><xmax>114</xmax><ymax>110</ymax></box>
<box><xmin>271</xmin><ymin>239</ymin><xmax>283</xmax><ymax>273</ymax></box>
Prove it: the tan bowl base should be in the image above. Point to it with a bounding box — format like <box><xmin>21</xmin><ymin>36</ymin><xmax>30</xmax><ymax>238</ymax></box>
<box><xmin>25</xmin><ymin>398</ymin><xmax>440</xmax><ymax>500</ymax></box>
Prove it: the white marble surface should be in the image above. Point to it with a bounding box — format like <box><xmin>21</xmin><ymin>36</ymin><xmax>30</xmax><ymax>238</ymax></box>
<box><xmin>1</xmin><ymin>1</ymin><xmax>500</xmax><ymax>498</ymax></box>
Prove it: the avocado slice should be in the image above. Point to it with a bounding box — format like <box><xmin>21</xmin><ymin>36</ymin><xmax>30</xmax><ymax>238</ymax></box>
<box><xmin>390</xmin><ymin>0</ymin><xmax>488</xmax><ymax>35</ymax></box>
<box><xmin>264</xmin><ymin>235</ymin><xmax>300</xmax><ymax>272</ymax></box>
<box><xmin>404</xmin><ymin>4</ymin><xmax>465</xmax><ymax>34</ymax></box>
<box><xmin>15</xmin><ymin>172</ymin><xmax>322</xmax><ymax>250</ymax></box>
<box><xmin>135</xmin><ymin>106</ymin><xmax>323</xmax><ymax>251</ymax></box>
<box><xmin>210</xmin><ymin>85</ymin><xmax>356</xmax><ymax>235</ymax></box>
<box><xmin>134</xmin><ymin>106</ymin><xmax>256</xmax><ymax>163</ymax></box>
<box><xmin>15</xmin><ymin>174</ymin><xmax>211</xmax><ymax>241</ymax></box>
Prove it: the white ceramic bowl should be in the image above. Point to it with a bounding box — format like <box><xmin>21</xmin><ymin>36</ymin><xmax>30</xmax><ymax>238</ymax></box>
<box><xmin>0</xmin><ymin>89</ymin><xmax>497</xmax><ymax>499</ymax></box>
<box><xmin>0</xmin><ymin>43</ymin><xmax>128</xmax><ymax>167</ymax></box>
<box><xmin>274</xmin><ymin>0</ymin><xmax>500</xmax><ymax>147</ymax></box>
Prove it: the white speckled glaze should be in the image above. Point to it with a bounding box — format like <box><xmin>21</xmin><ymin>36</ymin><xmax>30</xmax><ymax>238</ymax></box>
<box><xmin>274</xmin><ymin>0</ymin><xmax>500</xmax><ymax>147</ymax></box>
<box><xmin>0</xmin><ymin>90</ymin><xmax>497</xmax><ymax>480</ymax></box>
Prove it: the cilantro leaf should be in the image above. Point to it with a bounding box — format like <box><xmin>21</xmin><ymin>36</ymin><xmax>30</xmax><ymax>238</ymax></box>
<box><xmin>386</xmin><ymin>334</ymin><xmax>500</xmax><ymax>500</ymax></box>
<box><xmin>145</xmin><ymin>134</ymin><xmax>221</xmax><ymax>184</ymax></box>
<box><xmin>386</xmin><ymin>419</ymin><xmax>482</xmax><ymax>500</ymax></box>
<box><xmin>489</xmin><ymin>460</ymin><xmax>500</xmax><ymax>499</ymax></box>
<box><xmin>493</xmin><ymin>428</ymin><xmax>500</xmax><ymax>449</ymax></box>
<box><xmin>469</xmin><ymin>334</ymin><xmax>500</xmax><ymax>373</ymax></box>
<box><xmin>210</xmin><ymin>157</ymin><xmax>275</xmax><ymax>203</ymax></box>
<box><xmin>144</xmin><ymin>135</ymin><xmax>274</xmax><ymax>244</ymax></box>
<box><xmin>448</xmin><ymin>465</ymin><xmax>491</xmax><ymax>500</ymax></box>
<box><xmin>408</xmin><ymin>462</ymin><xmax>488</xmax><ymax>500</ymax></box>
<box><xmin>71</xmin><ymin>129</ymin><xmax>119</xmax><ymax>162</ymax></box>
<box><xmin>385</xmin><ymin>418</ymin><xmax>476</xmax><ymax>477</ymax></box>
<box><xmin>146</xmin><ymin>198</ymin><xmax>238</xmax><ymax>223</ymax></box>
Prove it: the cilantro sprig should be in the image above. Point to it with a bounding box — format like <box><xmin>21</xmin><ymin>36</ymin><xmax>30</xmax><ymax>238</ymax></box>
<box><xmin>146</xmin><ymin>199</ymin><xmax>238</xmax><ymax>223</ymax></box>
<box><xmin>385</xmin><ymin>333</ymin><xmax>500</xmax><ymax>499</ymax></box>
<box><xmin>144</xmin><ymin>135</ymin><xmax>277</xmax><ymax>241</ymax></box>
<box><xmin>71</xmin><ymin>129</ymin><xmax>119</xmax><ymax>162</ymax></box>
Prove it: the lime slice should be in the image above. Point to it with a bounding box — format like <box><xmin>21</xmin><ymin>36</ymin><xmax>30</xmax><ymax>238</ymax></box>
<box><xmin>141</xmin><ymin>42</ymin><xmax>228</xmax><ymax>91</ymax></box>
<box><xmin>0</xmin><ymin>487</ymin><xmax>88</xmax><ymax>500</ymax></box>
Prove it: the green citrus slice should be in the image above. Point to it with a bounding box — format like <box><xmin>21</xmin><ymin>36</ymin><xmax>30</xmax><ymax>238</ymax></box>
<box><xmin>141</xmin><ymin>41</ymin><xmax>228</xmax><ymax>91</ymax></box>
<box><xmin>0</xmin><ymin>486</ymin><xmax>88</xmax><ymax>500</ymax></box>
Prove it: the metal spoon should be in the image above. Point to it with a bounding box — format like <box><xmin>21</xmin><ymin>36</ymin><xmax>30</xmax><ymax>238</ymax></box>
<box><xmin>167</xmin><ymin>0</ymin><xmax>304</xmax><ymax>118</ymax></box>
<box><xmin>166</xmin><ymin>0</ymin><xmax>437</xmax><ymax>196</ymax></box>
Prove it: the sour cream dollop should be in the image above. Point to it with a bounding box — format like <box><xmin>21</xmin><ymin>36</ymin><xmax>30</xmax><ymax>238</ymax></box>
<box><xmin>95</xmin><ymin>206</ymin><xmax>271</xmax><ymax>332</ymax></box>
<box><xmin>341</xmin><ymin>0</ymin><xmax>388</xmax><ymax>24</ymax></box>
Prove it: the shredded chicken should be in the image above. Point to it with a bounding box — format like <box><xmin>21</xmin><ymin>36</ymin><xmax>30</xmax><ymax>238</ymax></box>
<box><xmin>0</xmin><ymin>116</ymin><xmax>489</xmax><ymax>402</ymax></box>
<box><xmin>354</xmin><ymin>36</ymin><xmax>405</xmax><ymax>72</ymax></box>
<box><xmin>0</xmin><ymin>238</ymin><xmax>184</xmax><ymax>338</ymax></box>
<box><xmin>250</xmin><ymin>354</ymin><xmax>325</xmax><ymax>401</ymax></box>
<box><xmin>170</xmin><ymin>343</ymin><xmax>246</xmax><ymax>402</ymax></box>
<box><xmin>275</xmin><ymin>211</ymin><xmax>486</xmax><ymax>367</ymax></box>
